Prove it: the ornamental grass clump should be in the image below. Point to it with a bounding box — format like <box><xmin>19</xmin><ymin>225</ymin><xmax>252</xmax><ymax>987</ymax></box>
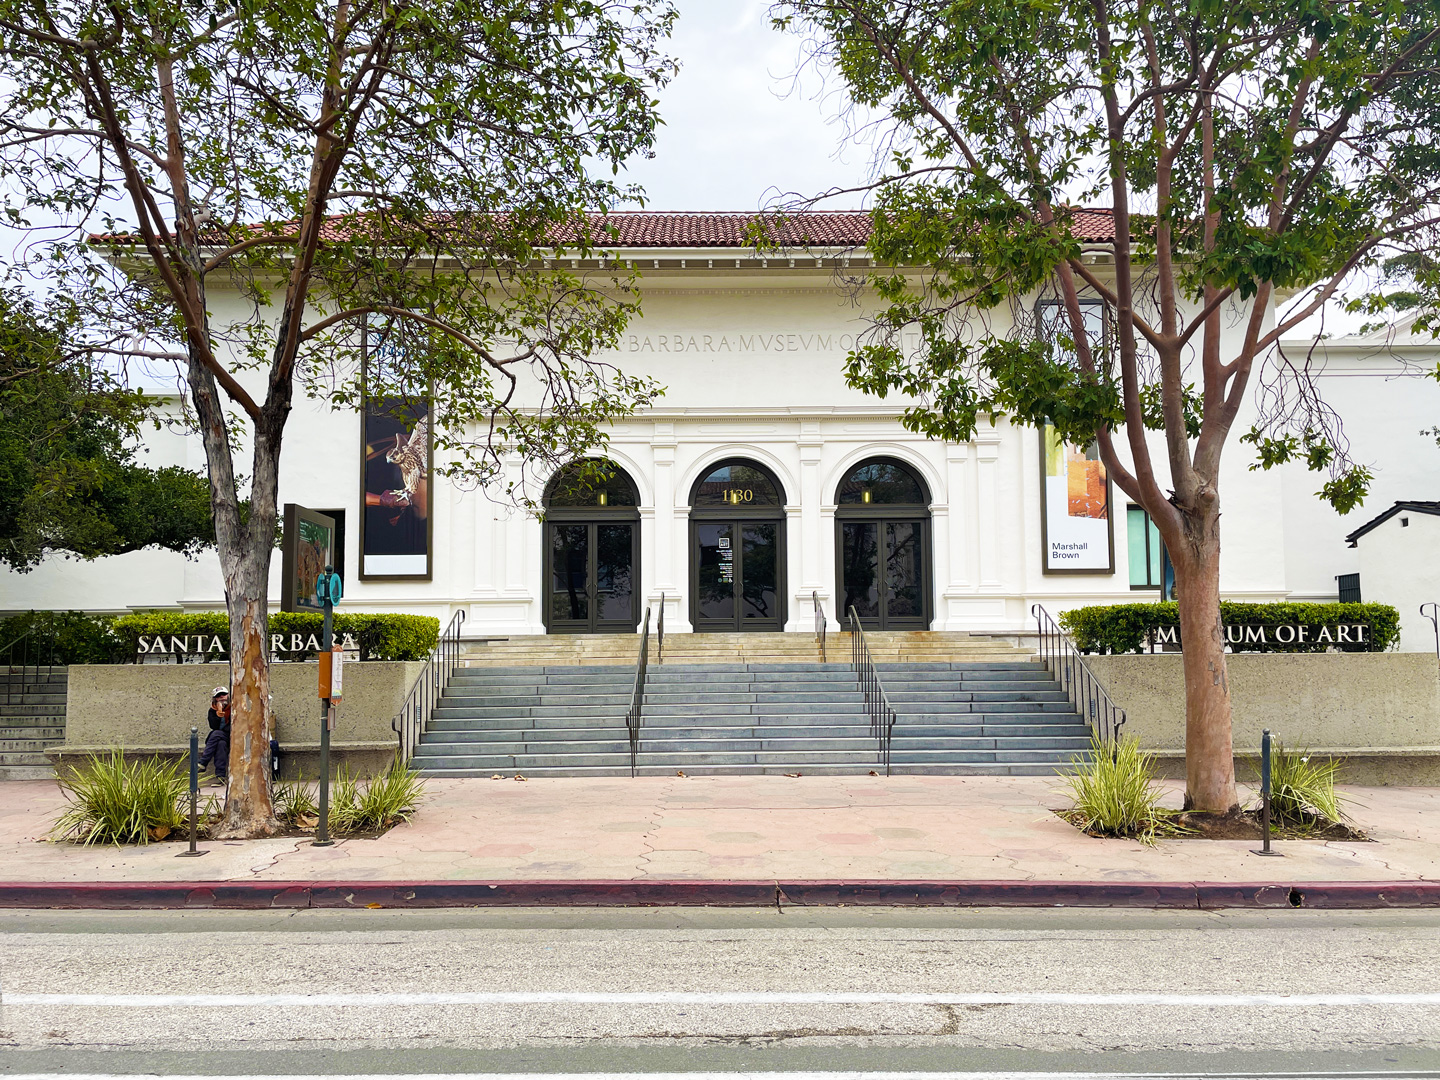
<box><xmin>1065</xmin><ymin>734</ymin><xmax>1173</xmax><ymax>844</ymax></box>
<box><xmin>1257</xmin><ymin>742</ymin><xmax>1347</xmax><ymax>828</ymax></box>
<box><xmin>272</xmin><ymin>780</ymin><xmax>320</xmax><ymax>826</ymax></box>
<box><xmin>50</xmin><ymin>750</ymin><xmax>187</xmax><ymax>845</ymax></box>
<box><xmin>329</xmin><ymin>761</ymin><xmax>426</xmax><ymax>834</ymax></box>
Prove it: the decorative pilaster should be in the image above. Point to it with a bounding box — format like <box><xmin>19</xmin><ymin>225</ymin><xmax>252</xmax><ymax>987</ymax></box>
<box><xmin>650</xmin><ymin>422</ymin><xmax>685</xmax><ymax>631</ymax></box>
<box><xmin>977</xmin><ymin>437</ymin><xmax>1002</xmax><ymax>588</ymax></box>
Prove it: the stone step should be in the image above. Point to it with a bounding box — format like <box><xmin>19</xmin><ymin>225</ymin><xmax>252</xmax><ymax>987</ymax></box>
<box><xmin>414</xmin><ymin>735</ymin><xmax>1093</xmax><ymax>757</ymax></box>
<box><xmin>426</xmin><ymin>717</ymin><xmax>1092</xmax><ymax>737</ymax></box>
<box><xmin>0</xmin><ymin>737</ymin><xmax>65</xmax><ymax>754</ymax></box>
<box><xmin>0</xmin><ymin>764</ymin><xmax>56</xmax><ymax>780</ymax></box>
<box><xmin>420</xmin><ymin>644</ymin><xmax>1078</xmax><ymax>776</ymax></box>
<box><xmin>439</xmin><ymin>687</ymin><xmax>1067</xmax><ymax>706</ymax></box>
<box><xmin>0</xmin><ymin>704</ymin><xmax>68</xmax><ymax>719</ymax></box>
<box><xmin>0</xmin><ymin>750</ymin><xmax>54</xmax><ymax>766</ymax></box>
<box><xmin>414</xmin><ymin>749</ymin><xmax>1088</xmax><ymax>770</ymax></box>
<box><xmin>432</xmin><ymin>699</ymin><xmax>1078</xmax><ymax>720</ymax></box>
<box><xmin>422</xmin><ymin>720</ymin><xmax>1090</xmax><ymax>741</ymax></box>
<box><xmin>0</xmin><ymin>725</ymin><xmax>66</xmax><ymax>740</ymax></box>
<box><xmin>418</xmin><ymin>763</ymin><xmax>1074</xmax><ymax>777</ymax></box>
<box><xmin>450</xmin><ymin>662</ymin><xmax>1044</xmax><ymax>678</ymax></box>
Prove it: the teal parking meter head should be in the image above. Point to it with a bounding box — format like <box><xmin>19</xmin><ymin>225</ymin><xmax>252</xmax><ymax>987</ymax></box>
<box><xmin>315</xmin><ymin>567</ymin><xmax>343</xmax><ymax>606</ymax></box>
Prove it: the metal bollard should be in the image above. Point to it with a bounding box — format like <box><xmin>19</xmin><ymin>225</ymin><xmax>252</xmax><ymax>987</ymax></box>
<box><xmin>1252</xmin><ymin>728</ymin><xmax>1282</xmax><ymax>857</ymax></box>
<box><xmin>177</xmin><ymin>725</ymin><xmax>206</xmax><ymax>858</ymax></box>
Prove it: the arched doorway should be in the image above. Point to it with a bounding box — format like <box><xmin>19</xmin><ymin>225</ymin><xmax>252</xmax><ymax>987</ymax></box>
<box><xmin>543</xmin><ymin>460</ymin><xmax>640</xmax><ymax>634</ymax></box>
<box><xmin>689</xmin><ymin>458</ymin><xmax>787</xmax><ymax>632</ymax></box>
<box><xmin>835</xmin><ymin>457</ymin><xmax>932</xmax><ymax>630</ymax></box>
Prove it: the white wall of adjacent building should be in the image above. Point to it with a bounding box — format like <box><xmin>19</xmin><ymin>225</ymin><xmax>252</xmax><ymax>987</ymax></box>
<box><xmin>4</xmin><ymin>257</ymin><xmax>1438</xmax><ymax>638</ymax></box>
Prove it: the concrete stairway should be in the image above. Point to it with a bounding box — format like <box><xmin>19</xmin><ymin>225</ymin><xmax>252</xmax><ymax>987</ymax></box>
<box><xmin>460</xmin><ymin>631</ymin><xmax>1034</xmax><ymax>667</ymax></box>
<box><xmin>412</xmin><ymin>649</ymin><xmax>1093</xmax><ymax>778</ymax></box>
<box><xmin>0</xmin><ymin>667</ymin><xmax>67</xmax><ymax>780</ymax></box>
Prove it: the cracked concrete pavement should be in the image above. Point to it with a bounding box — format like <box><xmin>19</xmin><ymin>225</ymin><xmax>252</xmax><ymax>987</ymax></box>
<box><xmin>4</xmin><ymin>774</ymin><xmax>1440</xmax><ymax>884</ymax></box>
<box><xmin>5</xmin><ymin>906</ymin><xmax>1440</xmax><ymax>1072</ymax></box>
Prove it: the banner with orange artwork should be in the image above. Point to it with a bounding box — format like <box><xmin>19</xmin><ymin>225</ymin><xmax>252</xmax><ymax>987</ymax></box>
<box><xmin>1040</xmin><ymin>421</ymin><xmax>1114</xmax><ymax>574</ymax></box>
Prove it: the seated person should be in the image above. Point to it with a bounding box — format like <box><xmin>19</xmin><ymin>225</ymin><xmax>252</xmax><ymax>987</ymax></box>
<box><xmin>198</xmin><ymin>687</ymin><xmax>230</xmax><ymax>785</ymax></box>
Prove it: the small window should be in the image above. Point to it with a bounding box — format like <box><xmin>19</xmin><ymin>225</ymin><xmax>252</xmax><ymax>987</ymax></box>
<box><xmin>836</xmin><ymin>458</ymin><xmax>928</xmax><ymax>505</ymax></box>
<box><xmin>1127</xmin><ymin>505</ymin><xmax>1165</xmax><ymax>590</ymax></box>
<box><xmin>1337</xmin><ymin>573</ymin><xmax>1362</xmax><ymax>603</ymax></box>
<box><xmin>691</xmin><ymin>461</ymin><xmax>783</xmax><ymax>506</ymax></box>
<box><xmin>544</xmin><ymin>459</ymin><xmax>638</xmax><ymax>507</ymax></box>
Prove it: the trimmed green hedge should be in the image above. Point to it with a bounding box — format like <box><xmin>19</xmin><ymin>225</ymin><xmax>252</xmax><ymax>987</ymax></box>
<box><xmin>0</xmin><ymin>610</ymin><xmax>121</xmax><ymax>665</ymax></box>
<box><xmin>1058</xmin><ymin>602</ymin><xmax>1400</xmax><ymax>654</ymax></box>
<box><xmin>0</xmin><ymin>610</ymin><xmax>440</xmax><ymax>663</ymax></box>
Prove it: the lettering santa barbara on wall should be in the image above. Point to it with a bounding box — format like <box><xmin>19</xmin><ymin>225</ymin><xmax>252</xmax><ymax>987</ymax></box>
<box><xmin>136</xmin><ymin>633</ymin><xmax>360</xmax><ymax>656</ymax></box>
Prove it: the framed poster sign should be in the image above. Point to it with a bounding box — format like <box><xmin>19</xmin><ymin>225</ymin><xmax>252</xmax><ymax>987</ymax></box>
<box><xmin>360</xmin><ymin>322</ymin><xmax>433</xmax><ymax>580</ymax></box>
<box><xmin>1040</xmin><ymin>421</ymin><xmax>1114</xmax><ymax>574</ymax></box>
<box><xmin>281</xmin><ymin>505</ymin><xmax>337</xmax><ymax>612</ymax></box>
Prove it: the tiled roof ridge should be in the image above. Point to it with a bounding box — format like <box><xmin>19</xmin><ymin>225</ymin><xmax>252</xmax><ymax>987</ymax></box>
<box><xmin>91</xmin><ymin>207</ymin><xmax>1117</xmax><ymax>247</ymax></box>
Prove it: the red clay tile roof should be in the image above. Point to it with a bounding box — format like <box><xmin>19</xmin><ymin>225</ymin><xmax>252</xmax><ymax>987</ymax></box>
<box><xmin>91</xmin><ymin>209</ymin><xmax>1117</xmax><ymax>249</ymax></box>
<box><xmin>568</xmin><ymin>208</ymin><xmax>1115</xmax><ymax>247</ymax></box>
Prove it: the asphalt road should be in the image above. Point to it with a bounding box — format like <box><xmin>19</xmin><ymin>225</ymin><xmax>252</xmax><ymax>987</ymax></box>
<box><xmin>3</xmin><ymin>906</ymin><xmax>1440</xmax><ymax>1077</ymax></box>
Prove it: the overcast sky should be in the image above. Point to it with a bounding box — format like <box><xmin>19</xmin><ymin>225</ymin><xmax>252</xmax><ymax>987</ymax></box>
<box><xmin>616</xmin><ymin>1</ymin><xmax>874</xmax><ymax>212</ymax></box>
<box><xmin>624</xmin><ymin>4</ymin><xmax>1363</xmax><ymax>338</ymax></box>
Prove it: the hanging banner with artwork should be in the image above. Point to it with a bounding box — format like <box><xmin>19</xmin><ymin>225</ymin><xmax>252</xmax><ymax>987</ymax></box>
<box><xmin>360</xmin><ymin>320</ymin><xmax>433</xmax><ymax>580</ymax></box>
<box><xmin>281</xmin><ymin>504</ymin><xmax>342</xmax><ymax>611</ymax></box>
<box><xmin>1040</xmin><ymin>421</ymin><xmax>1114</xmax><ymax>574</ymax></box>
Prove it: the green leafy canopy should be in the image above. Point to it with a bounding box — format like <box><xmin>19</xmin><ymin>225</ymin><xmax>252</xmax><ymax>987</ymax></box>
<box><xmin>0</xmin><ymin>286</ymin><xmax>215</xmax><ymax>570</ymax></box>
<box><xmin>774</xmin><ymin>0</ymin><xmax>1440</xmax><ymax>516</ymax></box>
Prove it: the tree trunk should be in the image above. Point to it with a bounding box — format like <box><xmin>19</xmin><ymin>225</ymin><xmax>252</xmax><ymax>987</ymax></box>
<box><xmin>1173</xmin><ymin>508</ymin><xmax>1239</xmax><ymax>814</ymax></box>
<box><xmin>208</xmin><ymin>417</ymin><xmax>284</xmax><ymax>839</ymax></box>
<box><xmin>215</xmin><ymin>545</ymin><xmax>281</xmax><ymax>838</ymax></box>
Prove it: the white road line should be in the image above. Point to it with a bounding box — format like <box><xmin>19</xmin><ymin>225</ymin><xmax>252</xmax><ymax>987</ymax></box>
<box><xmin>8</xmin><ymin>1075</ymin><xmax>1440</xmax><ymax>1080</ymax></box>
<box><xmin>5</xmin><ymin>1073</ymin><xmax>1440</xmax><ymax>1080</ymax></box>
<box><xmin>5</xmin><ymin>990</ymin><xmax>1440</xmax><ymax>1007</ymax></box>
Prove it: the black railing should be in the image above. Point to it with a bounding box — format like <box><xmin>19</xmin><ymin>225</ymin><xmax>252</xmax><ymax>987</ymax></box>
<box><xmin>656</xmin><ymin>592</ymin><xmax>665</xmax><ymax>664</ymax></box>
<box><xmin>392</xmin><ymin>609</ymin><xmax>467</xmax><ymax>762</ymax></box>
<box><xmin>1</xmin><ymin>613</ymin><xmax>62</xmax><ymax>706</ymax></box>
<box><xmin>847</xmin><ymin>606</ymin><xmax>896</xmax><ymax>775</ymax></box>
<box><xmin>627</xmin><ymin>607</ymin><xmax>652</xmax><ymax>777</ymax></box>
<box><xmin>813</xmin><ymin>590</ymin><xmax>826</xmax><ymax>660</ymax></box>
<box><xmin>1031</xmin><ymin>604</ymin><xmax>1126</xmax><ymax>742</ymax></box>
<box><xmin>1421</xmin><ymin>603</ymin><xmax>1439</xmax><ymax>671</ymax></box>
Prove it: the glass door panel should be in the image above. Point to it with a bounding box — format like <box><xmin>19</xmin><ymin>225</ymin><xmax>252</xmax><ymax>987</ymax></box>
<box><xmin>741</xmin><ymin>523</ymin><xmax>778</xmax><ymax>622</ymax></box>
<box><xmin>884</xmin><ymin>521</ymin><xmax>923</xmax><ymax>619</ymax></box>
<box><xmin>837</xmin><ymin>517</ymin><xmax>928</xmax><ymax>629</ymax></box>
<box><xmin>841</xmin><ymin>521</ymin><xmax>880</xmax><ymax>620</ymax></box>
<box><xmin>595</xmin><ymin>523</ymin><xmax>635</xmax><ymax>624</ymax></box>
<box><xmin>548</xmin><ymin>524</ymin><xmax>589</xmax><ymax>625</ymax></box>
<box><xmin>696</xmin><ymin>522</ymin><xmax>736</xmax><ymax>621</ymax></box>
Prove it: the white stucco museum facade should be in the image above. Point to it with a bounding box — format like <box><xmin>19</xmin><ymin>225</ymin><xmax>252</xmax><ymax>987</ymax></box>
<box><xmin>5</xmin><ymin>213</ymin><xmax>1439</xmax><ymax>644</ymax></box>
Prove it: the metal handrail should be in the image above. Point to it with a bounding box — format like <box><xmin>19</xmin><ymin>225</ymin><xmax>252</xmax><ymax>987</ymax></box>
<box><xmin>813</xmin><ymin>590</ymin><xmax>826</xmax><ymax>660</ymax></box>
<box><xmin>1</xmin><ymin>613</ymin><xmax>61</xmax><ymax>707</ymax></box>
<box><xmin>392</xmin><ymin>609</ymin><xmax>467</xmax><ymax>762</ymax></box>
<box><xmin>1422</xmin><ymin>603</ymin><xmax>1439</xmax><ymax>673</ymax></box>
<box><xmin>627</xmin><ymin>607</ymin><xmax>652</xmax><ymax>777</ymax></box>
<box><xmin>657</xmin><ymin>593</ymin><xmax>665</xmax><ymax>664</ymax></box>
<box><xmin>2</xmin><ymin>626</ymin><xmax>37</xmax><ymax>707</ymax></box>
<box><xmin>1030</xmin><ymin>604</ymin><xmax>1127</xmax><ymax>742</ymax></box>
<box><xmin>847</xmin><ymin>606</ymin><xmax>897</xmax><ymax>775</ymax></box>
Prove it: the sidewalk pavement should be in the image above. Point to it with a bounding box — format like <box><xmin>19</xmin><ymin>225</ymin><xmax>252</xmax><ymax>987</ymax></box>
<box><xmin>3</xmin><ymin>773</ymin><xmax>1439</xmax><ymax>886</ymax></box>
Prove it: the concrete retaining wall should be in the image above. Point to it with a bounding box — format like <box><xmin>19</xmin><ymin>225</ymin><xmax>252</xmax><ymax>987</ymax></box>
<box><xmin>1084</xmin><ymin>652</ymin><xmax>1440</xmax><ymax>784</ymax></box>
<box><xmin>48</xmin><ymin>661</ymin><xmax>425</xmax><ymax>778</ymax></box>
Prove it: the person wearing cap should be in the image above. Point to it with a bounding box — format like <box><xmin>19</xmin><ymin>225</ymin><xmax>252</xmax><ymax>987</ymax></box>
<box><xmin>198</xmin><ymin>686</ymin><xmax>231</xmax><ymax>786</ymax></box>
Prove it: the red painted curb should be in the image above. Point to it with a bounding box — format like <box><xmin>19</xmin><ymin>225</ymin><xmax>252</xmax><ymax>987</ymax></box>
<box><xmin>3</xmin><ymin>879</ymin><xmax>1438</xmax><ymax>910</ymax></box>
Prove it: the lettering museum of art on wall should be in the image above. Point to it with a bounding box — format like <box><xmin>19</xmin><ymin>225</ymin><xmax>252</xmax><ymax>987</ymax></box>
<box><xmin>4</xmin><ymin>212</ymin><xmax>1439</xmax><ymax>650</ymax></box>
